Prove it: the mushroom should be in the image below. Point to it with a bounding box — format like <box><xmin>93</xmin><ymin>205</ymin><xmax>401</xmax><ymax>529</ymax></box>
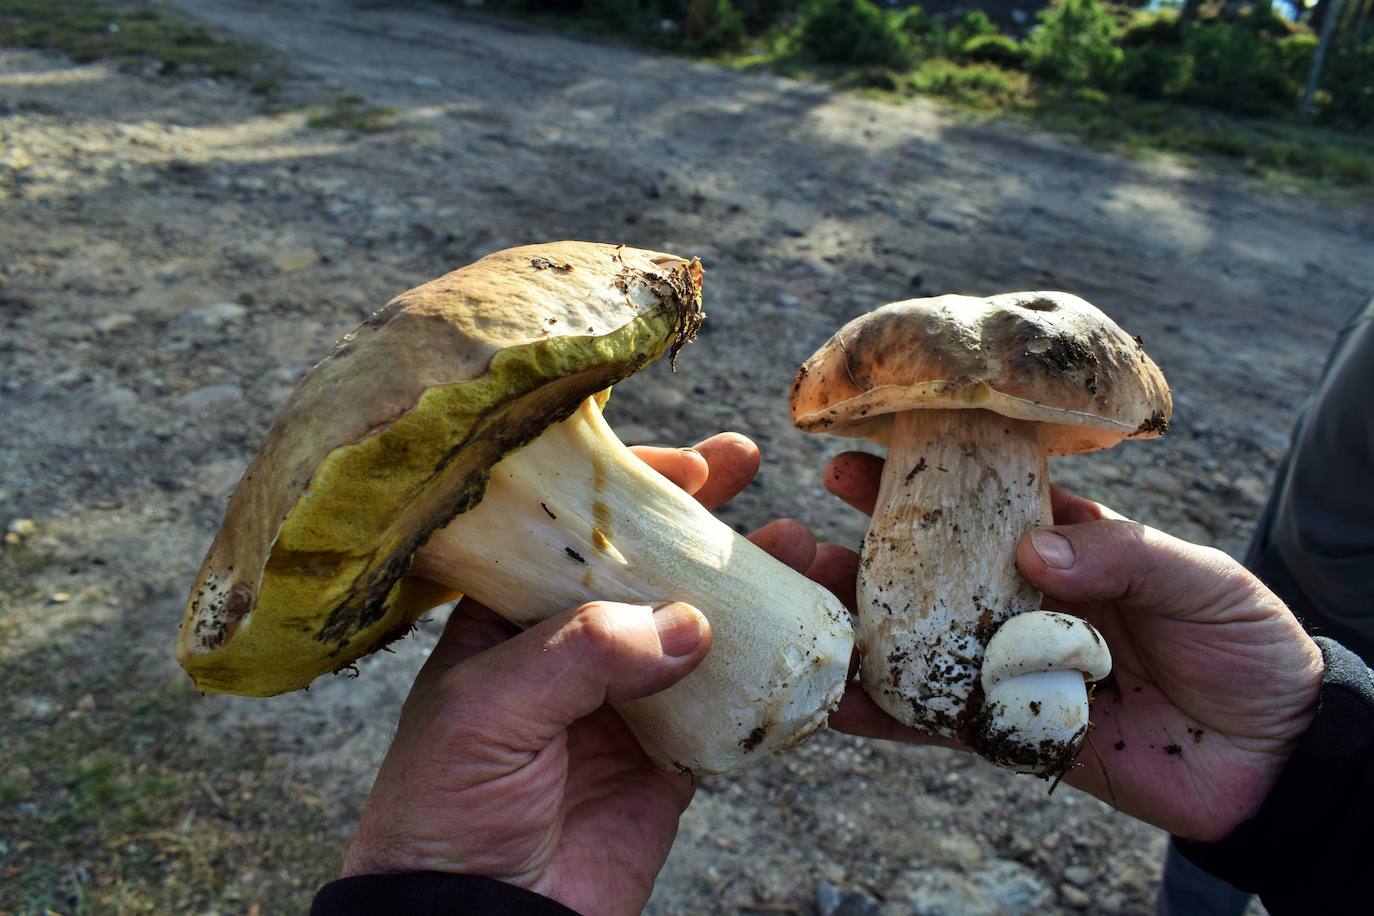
<box><xmin>790</xmin><ymin>291</ymin><xmax>1170</xmax><ymax>774</ymax></box>
<box><xmin>178</xmin><ymin>242</ymin><xmax>854</xmax><ymax>775</ymax></box>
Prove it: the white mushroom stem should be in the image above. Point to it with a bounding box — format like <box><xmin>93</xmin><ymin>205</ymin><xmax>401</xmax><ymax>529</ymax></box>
<box><xmin>859</xmin><ymin>408</ymin><xmax>1110</xmax><ymax>773</ymax></box>
<box><xmin>410</xmin><ymin>397</ymin><xmax>854</xmax><ymax>775</ymax></box>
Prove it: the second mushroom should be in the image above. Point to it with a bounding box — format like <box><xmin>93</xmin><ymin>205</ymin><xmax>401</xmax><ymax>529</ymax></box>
<box><xmin>791</xmin><ymin>292</ymin><xmax>1171</xmax><ymax>775</ymax></box>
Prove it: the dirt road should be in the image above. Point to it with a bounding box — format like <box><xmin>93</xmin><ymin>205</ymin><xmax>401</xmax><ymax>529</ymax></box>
<box><xmin>3</xmin><ymin>0</ymin><xmax>1372</xmax><ymax>911</ymax></box>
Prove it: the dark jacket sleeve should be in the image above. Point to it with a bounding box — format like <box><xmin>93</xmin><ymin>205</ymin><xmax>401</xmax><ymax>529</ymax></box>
<box><xmin>311</xmin><ymin>873</ymin><xmax>580</xmax><ymax>916</ymax></box>
<box><xmin>1175</xmin><ymin>637</ymin><xmax>1374</xmax><ymax>913</ymax></box>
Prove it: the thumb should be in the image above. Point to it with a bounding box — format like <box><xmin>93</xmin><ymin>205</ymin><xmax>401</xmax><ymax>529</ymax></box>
<box><xmin>441</xmin><ymin>600</ymin><xmax>712</xmax><ymax>749</ymax></box>
<box><xmin>1015</xmin><ymin>518</ymin><xmax>1256</xmax><ymax>621</ymax></box>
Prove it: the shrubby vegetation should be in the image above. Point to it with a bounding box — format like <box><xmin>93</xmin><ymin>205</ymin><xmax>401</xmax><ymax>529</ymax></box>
<box><xmin>476</xmin><ymin>0</ymin><xmax>1372</xmax><ymax>184</ymax></box>
<box><xmin>481</xmin><ymin>0</ymin><xmax>1370</xmax><ymax>133</ymax></box>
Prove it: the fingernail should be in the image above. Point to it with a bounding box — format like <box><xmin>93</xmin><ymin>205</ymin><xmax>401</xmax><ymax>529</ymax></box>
<box><xmin>653</xmin><ymin>602</ymin><xmax>704</xmax><ymax>657</ymax></box>
<box><xmin>1031</xmin><ymin>529</ymin><xmax>1076</xmax><ymax>569</ymax></box>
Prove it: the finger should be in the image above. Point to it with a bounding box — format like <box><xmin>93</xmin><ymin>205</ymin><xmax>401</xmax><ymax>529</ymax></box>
<box><xmin>1047</xmin><ymin>483</ymin><xmax>1118</xmax><ymax>525</ymax></box>
<box><xmin>420</xmin><ymin>597</ymin><xmax>520</xmax><ymax>674</ymax></box>
<box><xmin>690</xmin><ymin>433</ymin><xmax>760</xmax><ymax>509</ymax></box>
<box><xmin>823</xmin><ymin>451</ymin><xmax>884</xmax><ymax>516</ymax></box>
<box><xmin>630</xmin><ymin>445</ymin><xmax>711</xmax><ymax>496</ymax></box>
<box><xmin>1015</xmin><ymin>519</ymin><xmax>1256</xmax><ymax>621</ymax></box>
<box><xmin>442</xmin><ymin>601</ymin><xmax>712</xmax><ymax>748</ymax></box>
<box><xmin>747</xmin><ymin>518</ymin><xmax>817</xmax><ymax>573</ymax></box>
<box><xmin>827</xmin><ymin>685</ymin><xmax>964</xmax><ymax>750</ymax></box>
<box><xmin>805</xmin><ymin>544</ymin><xmax>860</xmax><ymax>615</ymax></box>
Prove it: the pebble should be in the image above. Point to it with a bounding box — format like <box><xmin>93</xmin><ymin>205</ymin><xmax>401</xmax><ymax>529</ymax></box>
<box><xmin>179</xmin><ymin>301</ymin><xmax>247</xmax><ymax>330</ymax></box>
<box><xmin>924</xmin><ymin>212</ymin><xmax>963</xmax><ymax>232</ymax></box>
<box><xmin>1232</xmin><ymin>474</ymin><xmax>1270</xmax><ymax>505</ymax></box>
<box><xmin>817</xmin><ymin>881</ymin><xmax>880</xmax><ymax>916</ymax></box>
<box><xmin>273</xmin><ymin>247</ymin><xmax>320</xmax><ymax>273</ymax></box>
<box><xmin>93</xmin><ymin>312</ymin><xmax>136</xmax><ymax>334</ymax></box>
<box><xmin>1060</xmin><ymin>883</ymin><xmax>1092</xmax><ymax>908</ymax></box>
<box><xmin>883</xmin><ymin>859</ymin><xmax>1049</xmax><ymax>916</ymax></box>
<box><xmin>1136</xmin><ymin>466</ymin><xmax>1184</xmax><ymax>495</ymax></box>
<box><xmin>645</xmin><ymin>386</ymin><xmax>686</xmax><ymax>411</ymax></box>
<box><xmin>1062</xmin><ymin>864</ymin><xmax>1093</xmax><ymax>887</ymax></box>
<box><xmin>614</xmin><ymin>423</ymin><xmax>657</xmax><ymax>445</ymax></box>
<box><xmin>16</xmin><ymin>696</ymin><xmax>57</xmax><ymax>721</ymax></box>
<box><xmin>6</xmin><ymin>518</ymin><xmax>38</xmax><ymax>539</ymax></box>
<box><xmin>174</xmin><ymin>384</ymin><xmax>244</xmax><ymax>410</ymax></box>
<box><xmin>777</xmin><ymin>294</ymin><xmax>801</xmax><ymax>310</ymax></box>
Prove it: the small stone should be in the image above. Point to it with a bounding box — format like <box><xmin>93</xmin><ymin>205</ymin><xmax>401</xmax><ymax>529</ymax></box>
<box><xmin>1060</xmin><ymin>883</ymin><xmax>1092</xmax><ymax>908</ymax></box>
<box><xmin>273</xmin><ymin>247</ymin><xmax>320</xmax><ymax>273</ymax></box>
<box><xmin>174</xmin><ymin>384</ymin><xmax>244</xmax><ymax>410</ymax></box>
<box><xmin>51</xmin><ymin>367</ymin><xmax>84</xmax><ymax>387</ymax></box>
<box><xmin>646</xmin><ymin>386</ymin><xmax>686</xmax><ymax>410</ymax></box>
<box><xmin>884</xmin><ymin>859</ymin><xmax>1048</xmax><ymax>916</ymax></box>
<box><xmin>17</xmin><ymin>696</ymin><xmax>57</xmax><ymax>721</ymax></box>
<box><xmin>924</xmin><ymin>212</ymin><xmax>963</xmax><ymax>232</ymax></box>
<box><xmin>329</xmin><ymin>287</ymin><xmax>366</xmax><ymax>309</ymax></box>
<box><xmin>6</xmin><ymin>518</ymin><xmax>37</xmax><ymax>539</ymax></box>
<box><xmin>93</xmin><ymin>387</ymin><xmax>139</xmax><ymax>416</ymax></box>
<box><xmin>817</xmin><ymin>881</ymin><xmax>880</xmax><ymax>916</ymax></box>
<box><xmin>1062</xmin><ymin>865</ymin><xmax>1093</xmax><ymax>887</ymax></box>
<box><xmin>49</xmin><ymin>592</ymin><xmax>71</xmax><ymax>604</ymax></box>
<box><xmin>93</xmin><ymin>312</ymin><xmax>136</xmax><ymax>334</ymax></box>
<box><xmin>970</xmin><ymin>860</ymin><xmax>1051</xmax><ymax>914</ymax></box>
<box><xmin>1232</xmin><ymin>474</ymin><xmax>1271</xmax><ymax>505</ymax></box>
<box><xmin>776</xmin><ymin>294</ymin><xmax>801</xmax><ymax>310</ymax></box>
<box><xmin>614</xmin><ymin>423</ymin><xmax>657</xmax><ymax>445</ymax></box>
<box><xmin>1116</xmin><ymin>865</ymin><xmax>1146</xmax><ymax>892</ymax></box>
<box><xmin>179</xmin><ymin>301</ymin><xmax>246</xmax><ymax>330</ymax></box>
<box><xmin>1136</xmin><ymin>466</ymin><xmax>1183</xmax><ymax>495</ymax></box>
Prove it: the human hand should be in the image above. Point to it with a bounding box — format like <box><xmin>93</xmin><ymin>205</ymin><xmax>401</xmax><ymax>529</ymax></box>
<box><xmin>340</xmin><ymin>434</ymin><xmax>828</xmax><ymax>915</ymax></box>
<box><xmin>823</xmin><ymin>451</ymin><xmax>1325</xmax><ymax>842</ymax></box>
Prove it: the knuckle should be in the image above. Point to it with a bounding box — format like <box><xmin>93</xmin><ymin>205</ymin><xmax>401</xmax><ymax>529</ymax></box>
<box><xmin>566</xmin><ymin>602</ymin><xmax>628</xmax><ymax>661</ymax></box>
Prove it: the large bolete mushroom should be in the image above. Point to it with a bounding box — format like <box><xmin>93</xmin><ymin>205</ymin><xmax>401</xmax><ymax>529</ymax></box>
<box><xmin>791</xmin><ymin>291</ymin><xmax>1170</xmax><ymax>774</ymax></box>
<box><xmin>179</xmin><ymin>242</ymin><xmax>854</xmax><ymax>775</ymax></box>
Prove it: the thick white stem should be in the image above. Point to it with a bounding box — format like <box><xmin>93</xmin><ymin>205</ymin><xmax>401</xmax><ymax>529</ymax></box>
<box><xmin>859</xmin><ymin>409</ymin><xmax>1050</xmax><ymax>738</ymax></box>
<box><xmin>411</xmin><ymin>398</ymin><xmax>854</xmax><ymax>774</ymax></box>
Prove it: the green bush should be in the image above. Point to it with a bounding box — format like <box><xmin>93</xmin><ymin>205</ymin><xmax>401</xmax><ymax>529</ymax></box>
<box><xmin>897</xmin><ymin>5</ymin><xmax>937</xmax><ymax>36</ymax></box>
<box><xmin>794</xmin><ymin>0</ymin><xmax>914</xmax><ymax>70</ymax></box>
<box><xmin>953</xmin><ymin>10</ymin><xmax>999</xmax><ymax>43</ymax></box>
<box><xmin>1119</xmin><ymin>11</ymin><xmax>1179</xmax><ymax>49</ymax></box>
<box><xmin>683</xmin><ymin>0</ymin><xmax>748</xmax><ymax>52</ymax></box>
<box><xmin>914</xmin><ymin>58</ymin><xmax>1024</xmax><ymax>107</ymax></box>
<box><xmin>1181</xmin><ymin>20</ymin><xmax>1296</xmax><ymax>115</ymax></box>
<box><xmin>730</xmin><ymin>0</ymin><xmax>794</xmax><ymax>33</ymax></box>
<box><xmin>1320</xmin><ymin>27</ymin><xmax>1374</xmax><ymax>128</ymax></box>
<box><xmin>1122</xmin><ymin>41</ymin><xmax>1192</xmax><ymax>99</ymax></box>
<box><xmin>962</xmin><ymin>34</ymin><xmax>1026</xmax><ymax>69</ymax></box>
<box><xmin>1026</xmin><ymin>0</ymin><xmax>1124</xmax><ymax>88</ymax></box>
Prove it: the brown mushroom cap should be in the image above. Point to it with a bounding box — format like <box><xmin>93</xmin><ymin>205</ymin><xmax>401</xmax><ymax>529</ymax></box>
<box><xmin>789</xmin><ymin>291</ymin><xmax>1171</xmax><ymax>455</ymax></box>
<box><xmin>178</xmin><ymin>241</ymin><xmax>703</xmax><ymax>696</ymax></box>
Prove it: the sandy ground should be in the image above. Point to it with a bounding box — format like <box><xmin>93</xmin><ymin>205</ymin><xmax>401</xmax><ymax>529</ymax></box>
<box><xmin>3</xmin><ymin>0</ymin><xmax>1373</xmax><ymax>912</ymax></box>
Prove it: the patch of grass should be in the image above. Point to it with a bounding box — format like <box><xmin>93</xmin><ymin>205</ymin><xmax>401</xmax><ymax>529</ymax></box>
<box><xmin>0</xmin><ymin>624</ymin><xmax>341</xmax><ymax>913</ymax></box>
<box><xmin>0</xmin><ymin>0</ymin><xmax>279</xmax><ymax>89</ymax></box>
<box><xmin>1033</xmin><ymin>89</ymin><xmax>1374</xmax><ymax>191</ymax></box>
<box><xmin>307</xmin><ymin>94</ymin><xmax>400</xmax><ymax>133</ymax></box>
<box><xmin>912</xmin><ymin>57</ymin><xmax>1030</xmax><ymax>109</ymax></box>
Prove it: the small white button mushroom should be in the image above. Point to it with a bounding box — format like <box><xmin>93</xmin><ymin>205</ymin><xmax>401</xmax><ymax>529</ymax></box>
<box><xmin>979</xmin><ymin>611</ymin><xmax>1113</xmax><ymax>774</ymax></box>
